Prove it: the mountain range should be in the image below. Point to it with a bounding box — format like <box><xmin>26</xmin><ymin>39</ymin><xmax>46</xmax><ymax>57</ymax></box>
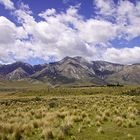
<box><xmin>0</xmin><ymin>56</ymin><xmax>140</xmax><ymax>85</ymax></box>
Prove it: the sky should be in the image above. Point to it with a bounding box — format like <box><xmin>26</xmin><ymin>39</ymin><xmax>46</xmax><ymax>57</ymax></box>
<box><xmin>0</xmin><ymin>0</ymin><xmax>140</xmax><ymax>65</ymax></box>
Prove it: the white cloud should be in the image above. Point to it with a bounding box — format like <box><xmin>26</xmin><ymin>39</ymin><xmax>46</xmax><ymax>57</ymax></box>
<box><xmin>0</xmin><ymin>15</ymin><xmax>31</xmax><ymax>63</ymax></box>
<box><xmin>95</xmin><ymin>0</ymin><xmax>140</xmax><ymax>40</ymax></box>
<box><xmin>94</xmin><ymin>0</ymin><xmax>115</xmax><ymax>17</ymax></box>
<box><xmin>0</xmin><ymin>5</ymin><xmax>95</xmax><ymax>63</ymax></box>
<box><xmin>0</xmin><ymin>16</ymin><xmax>27</xmax><ymax>43</ymax></box>
<box><xmin>103</xmin><ymin>47</ymin><xmax>140</xmax><ymax>64</ymax></box>
<box><xmin>0</xmin><ymin>0</ymin><xmax>15</xmax><ymax>10</ymax></box>
<box><xmin>39</xmin><ymin>9</ymin><xmax>56</xmax><ymax>17</ymax></box>
<box><xmin>0</xmin><ymin>1</ymin><xmax>140</xmax><ymax>64</ymax></box>
<box><xmin>77</xmin><ymin>19</ymin><xmax>118</xmax><ymax>44</ymax></box>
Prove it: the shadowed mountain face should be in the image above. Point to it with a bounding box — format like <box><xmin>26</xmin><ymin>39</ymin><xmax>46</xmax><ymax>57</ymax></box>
<box><xmin>6</xmin><ymin>67</ymin><xmax>29</xmax><ymax>80</ymax></box>
<box><xmin>0</xmin><ymin>62</ymin><xmax>34</xmax><ymax>75</ymax></box>
<box><xmin>106</xmin><ymin>64</ymin><xmax>140</xmax><ymax>85</ymax></box>
<box><xmin>92</xmin><ymin>61</ymin><xmax>124</xmax><ymax>79</ymax></box>
<box><xmin>31</xmin><ymin>56</ymin><xmax>105</xmax><ymax>85</ymax></box>
<box><xmin>0</xmin><ymin>57</ymin><xmax>140</xmax><ymax>85</ymax></box>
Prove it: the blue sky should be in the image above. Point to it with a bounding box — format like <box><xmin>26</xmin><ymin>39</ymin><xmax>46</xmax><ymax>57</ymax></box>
<box><xmin>0</xmin><ymin>0</ymin><xmax>140</xmax><ymax>64</ymax></box>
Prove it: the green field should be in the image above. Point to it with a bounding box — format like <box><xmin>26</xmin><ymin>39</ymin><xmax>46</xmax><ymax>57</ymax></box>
<box><xmin>0</xmin><ymin>81</ymin><xmax>140</xmax><ymax>140</ymax></box>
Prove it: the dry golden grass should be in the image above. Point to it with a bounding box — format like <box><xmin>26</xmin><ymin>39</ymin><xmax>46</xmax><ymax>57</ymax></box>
<box><xmin>0</xmin><ymin>86</ymin><xmax>140</xmax><ymax>139</ymax></box>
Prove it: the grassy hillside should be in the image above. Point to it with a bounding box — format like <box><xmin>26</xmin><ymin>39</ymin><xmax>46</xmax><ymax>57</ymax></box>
<box><xmin>0</xmin><ymin>82</ymin><xmax>140</xmax><ymax>140</ymax></box>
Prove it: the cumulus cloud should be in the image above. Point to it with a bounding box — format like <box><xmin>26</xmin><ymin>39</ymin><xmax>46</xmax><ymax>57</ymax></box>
<box><xmin>0</xmin><ymin>16</ymin><xmax>27</xmax><ymax>43</ymax></box>
<box><xmin>0</xmin><ymin>0</ymin><xmax>140</xmax><ymax>64</ymax></box>
<box><xmin>0</xmin><ymin>0</ymin><xmax>15</xmax><ymax>10</ymax></box>
<box><xmin>95</xmin><ymin>0</ymin><xmax>140</xmax><ymax>40</ymax></box>
<box><xmin>103</xmin><ymin>47</ymin><xmax>140</xmax><ymax>64</ymax></box>
<box><xmin>39</xmin><ymin>9</ymin><xmax>56</xmax><ymax>17</ymax></box>
<box><xmin>77</xmin><ymin>19</ymin><xmax>118</xmax><ymax>44</ymax></box>
<box><xmin>94</xmin><ymin>0</ymin><xmax>116</xmax><ymax>17</ymax></box>
<box><xmin>0</xmin><ymin>16</ymin><xmax>32</xmax><ymax>63</ymax></box>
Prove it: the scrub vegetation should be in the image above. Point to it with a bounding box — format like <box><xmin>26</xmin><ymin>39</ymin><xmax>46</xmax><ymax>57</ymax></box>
<box><xmin>0</xmin><ymin>82</ymin><xmax>140</xmax><ymax>140</ymax></box>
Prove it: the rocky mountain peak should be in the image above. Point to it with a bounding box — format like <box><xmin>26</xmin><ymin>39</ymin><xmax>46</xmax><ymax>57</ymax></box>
<box><xmin>0</xmin><ymin>57</ymin><xmax>140</xmax><ymax>85</ymax></box>
<box><xmin>6</xmin><ymin>67</ymin><xmax>29</xmax><ymax>80</ymax></box>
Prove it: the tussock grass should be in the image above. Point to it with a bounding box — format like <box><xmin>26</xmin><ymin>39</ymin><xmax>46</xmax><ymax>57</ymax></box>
<box><xmin>97</xmin><ymin>127</ymin><xmax>104</xmax><ymax>134</ymax></box>
<box><xmin>0</xmin><ymin>85</ymin><xmax>139</xmax><ymax>139</ymax></box>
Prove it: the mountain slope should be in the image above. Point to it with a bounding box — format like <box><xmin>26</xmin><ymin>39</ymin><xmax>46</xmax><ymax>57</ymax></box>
<box><xmin>0</xmin><ymin>57</ymin><xmax>139</xmax><ymax>85</ymax></box>
<box><xmin>92</xmin><ymin>61</ymin><xmax>124</xmax><ymax>79</ymax></box>
<box><xmin>0</xmin><ymin>62</ymin><xmax>34</xmax><ymax>75</ymax></box>
<box><xmin>31</xmin><ymin>57</ymin><xmax>105</xmax><ymax>85</ymax></box>
<box><xmin>106</xmin><ymin>64</ymin><xmax>140</xmax><ymax>85</ymax></box>
<box><xmin>6</xmin><ymin>67</ymin><xmax>29</xmax><ymax>80</ymax></box>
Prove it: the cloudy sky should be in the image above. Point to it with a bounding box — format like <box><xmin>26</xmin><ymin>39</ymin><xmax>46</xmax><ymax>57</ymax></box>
<box><xmin>0</xmin><ymin>0</ymin><xmax>140</xmax><ymax>64</ymax></box>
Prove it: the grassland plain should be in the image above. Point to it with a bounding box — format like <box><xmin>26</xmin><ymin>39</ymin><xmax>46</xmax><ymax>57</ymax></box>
<box><xmin>0</xmin><ymin>81</ymin><xmax>140</xmax><ymax>140</ymax></box>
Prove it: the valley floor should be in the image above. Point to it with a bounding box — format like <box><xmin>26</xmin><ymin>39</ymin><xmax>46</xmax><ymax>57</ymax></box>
<box><xmin>0</xmin><ymin>83</ymin><xmax>140</xmax><ymax>140</ymax></box>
